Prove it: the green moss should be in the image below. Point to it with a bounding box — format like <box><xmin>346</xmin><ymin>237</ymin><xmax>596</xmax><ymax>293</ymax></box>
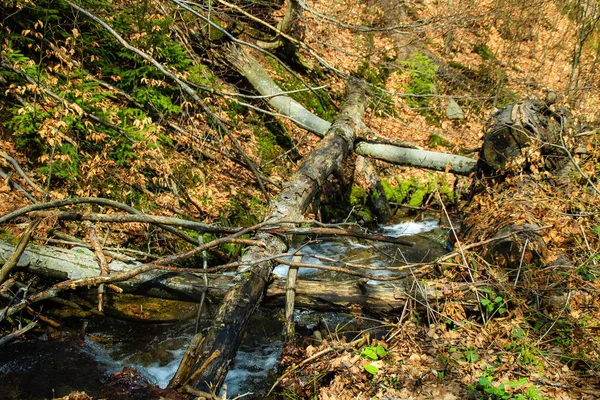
<box><xmin>429</xmin><ymin>134</ymin><xmax>443</xmax><ymax>148</ymax></box>
<box><xmin>400</xmin><ymin>52</ymin><xmax>438</xmax><ymax>112</ymax></box>
<box><xmin>254</xmin><ymin>127</ymin><xmax>283</xmax><ymax>165</ymax></box>
<box><xmin>357</xmin><ymin>208</ymin><xmax>374</xmax><ymax>223</ymax></box>
<box><xmin>382</xmin><ymin>175</ymin><xmax>455</xmax><ymax>208</ymax></box>
<box><xmin>0</xmin><ymin>231</ymin><xmax>19</xmax><ymax>245</ymax></box>
<box><xmin>436</xmin><ymin>176</ymin><xmax>455</xmax><ymax>203</ymax></box>
<box><xmin>349</xmin><ymin>186</ymin><xmax>368</xmax><ymax>206</ymax></box>
<box><xmin>382</xmin><ymin>179</ymin><xmax>407</xmax><ymax>204</ymax></box>
<box><xmin>223</xmin><ymin>195</ymin><xmax>267</xmax><ymax>227</ymax></box>
<box><xmin>408</xmin><ymin>187</ymin><xmax>427</xmax><ymax>207</ymax></box>
<box><xmin>473</xmin><ymin>43</ymin><xmax>495</xmax><ymax>61</ymax></box>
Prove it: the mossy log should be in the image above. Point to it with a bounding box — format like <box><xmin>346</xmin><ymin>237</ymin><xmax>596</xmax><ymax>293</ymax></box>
<box><xmin>482</xmin><ymin>224</ymin><xmax>548</xmax><ymax>270</ymax></box>
<box><xmin>222</xmin><ymin>43</ymin><xmax>481</xmax><ymax>178</ymax></box>
<box><xmin>354</xmin><ymin>156</ymin><xmax>392</xmax><ymax>223</ymax></box>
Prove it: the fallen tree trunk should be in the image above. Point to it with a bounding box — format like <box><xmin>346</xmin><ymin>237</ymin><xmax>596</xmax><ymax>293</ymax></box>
<box><xmin>256</xmin><ymin>0</ymin><xmax>303</xmax><ymax>53</ymax></box>
<box><xmin>355</xmin><ymin>141</ymin><xmax>478</xmax><ymax>176</ymax></box>
<box><xmin>177</xmin><ymin>78</ymin><xmax>367</xmax><ymax>393</ymax></box>
<box><xmin>223</xmin><ymin>42</ymin><xmax>331</xmax><ymax>136</ymax></box>
<box><xmin>0</xmin><ymin>239</ymin><xmax>479</xmax><ymax>316</ymax></box>
<box><xmin>222</xmin><ymin>43</ymin><xmax>481</xmax><ymax>177</ymax></box>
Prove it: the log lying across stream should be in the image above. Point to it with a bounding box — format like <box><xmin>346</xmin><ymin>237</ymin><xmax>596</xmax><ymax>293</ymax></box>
<box><xmin>0</xmin><ymin>239</ymin><xmax>478</xmax><ymax>315</ymax></box>
<box><xmin>177</xmin><ymin>78</ymin><xmax>370</xmax><ymax>392</ymax></box>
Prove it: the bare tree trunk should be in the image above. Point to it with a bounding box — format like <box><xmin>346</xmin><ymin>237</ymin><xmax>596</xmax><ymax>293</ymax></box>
<box><xmin>355</xmin><ymin>142</ymin><xmax>477</xmax><ymax>176</ymax></box>
<box><xmin>257</xmin><ymin>0</ymin><xmax>303</xmax><ymax>54</ymax></box>
<box><xmin>222</xmin><ymin>43</ymin><xmax>331</xmax><ymax>136</ymax></box>
<box><xmin>0</xmin><ymin>238</ymin><xmax>480</xmax><ymax>316</ymax></box>
<box><xmin>175</xmin><ymin>78</ymin><xmax>367</xmax><ymax>394</ymax></box>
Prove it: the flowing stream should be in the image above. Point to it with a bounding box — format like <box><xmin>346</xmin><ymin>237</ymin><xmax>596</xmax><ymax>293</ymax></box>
<box><xmin>0</xmin><ymin>215</ymin><xmax>448</xmax><ymax>399</ymax></box>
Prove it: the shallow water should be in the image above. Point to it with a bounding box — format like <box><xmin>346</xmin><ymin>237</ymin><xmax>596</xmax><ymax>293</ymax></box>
<box><xmin>273</xmin><ymin>216</ymin><xmax>446</xmax><ymax>280</ymax></box>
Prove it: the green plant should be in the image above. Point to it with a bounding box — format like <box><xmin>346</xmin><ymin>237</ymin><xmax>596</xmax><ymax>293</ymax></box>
<box><xmin>474</xmin><ymin>43</ymin><xmax>496</xmax><ymax>61</ymax></box>
<box><xmin>361</xmin><ymin>344</ymin><xmax>388</xmax><ymax>375</ymax></box>
<box><xmin>464</xmin><ymin>347</ymin><xmax>480</xmax><ymax>363</ymax></box>
<box><xmin>480</xmin><ymin>289</ymin><xmax>508</xmax><ymax>318</ymax></box>
<box><xmin>361</xmin><ymin>344</ymin><xmax>388</xmax><ymax>360</ymax></box>
<box><xmin>481</xmin><ymin>295</ymin><xmax>507</xmax><ymax>315</ymax></box>
<box><xmin>468</xmin><ymin>375</ymin><xmax>547</xmax><ymax>400</ymax></box>
<box><xmin>400</xmin><ymin>51</ymin><xmax>438</xmax><ymax>119</ymax></box>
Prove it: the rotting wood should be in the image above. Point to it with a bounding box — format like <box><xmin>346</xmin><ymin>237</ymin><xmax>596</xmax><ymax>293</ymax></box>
<box><xmin>0</xmin><ymin>219</ymin><xmax>40</xmax><ymax>284</ymax></box>
<box><xmin>168</xmin><ymin>334</ymin><xmax>205</xmax><ymax>388</ymax></box>
<box><xmin>284</xmin><ymin>255</ymin><xmax>301</xmax><ymax>340</ymax></box>
<box><xmin>177</xmin><ymin>78</ymin><xmax>367</xmax><ymax>393</ymax></box>
<box><xmin>478</xmin><ymin>96</ymin><xmax>575</xmax><ymax>173</ymax></box>
<box><xmin>355</xmin><ymin>156</ymin><xmax>392</xmax><ymax>223</ymax></box>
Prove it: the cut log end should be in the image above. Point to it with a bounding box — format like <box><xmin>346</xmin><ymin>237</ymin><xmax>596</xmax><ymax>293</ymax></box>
<box><xmin>483</xmin><ymin>224</ymin><xmax>547</xmax><ymax>269</ymax></box>
<box><xmin>479</xmin><ymin>125</ymin><xmax>530</xmax><ymax>171</ymax></box>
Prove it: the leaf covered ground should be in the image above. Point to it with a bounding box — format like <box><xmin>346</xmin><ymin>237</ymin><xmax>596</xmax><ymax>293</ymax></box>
<box><xmin>1</xmin><ymin>0</ymin><xmax>600</xmax><ymax>399</ymax></box>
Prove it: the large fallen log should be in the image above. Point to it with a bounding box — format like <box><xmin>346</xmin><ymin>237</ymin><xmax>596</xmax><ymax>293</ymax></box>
<box><xmin>221</xmin><ymin>43</ymin><xmax>480</xmax><ymax>176</ymax></box>
<box><xmin>223</xmin><ymin>42</ymin><xmax>331</xmax><ymax>136</ymax></box>
<box><xmin>175</xmin><ymin>78</ymin><xmax>368</xmax><ymax>393</ymax></box>
<box><xmin>478</xmin><ymin>95</ymin><xmax>575</xmax><ymax>173</ymax></box>
<box><xmin>0</xmin><ymin>238</ymin><xmax>480</xmax><ymax>316</ymax></box>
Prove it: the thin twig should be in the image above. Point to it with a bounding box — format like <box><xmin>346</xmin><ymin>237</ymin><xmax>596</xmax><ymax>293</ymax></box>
<box><xmin>0</xmin><ymin>321</ymin><xmax>38</xmax><ymax>347</ymax></box>
<box><xmin>0</xmin><ymin>197</ymin><xmax>198</xmax><ymax>245</ymax></box>
<box><xmin>0</xmin><ymin>219</ymin><xmax>41</xmax><ymax>284</ymax></box>
<box><xmin>0</xmin><ymin>169</ymin><xmax>38</xmax><ymax>203</ymax></box>
<box><xmin>0</xmin><ymin>151</ymin><xmax>45</xmax><ymax>195</ymax></box>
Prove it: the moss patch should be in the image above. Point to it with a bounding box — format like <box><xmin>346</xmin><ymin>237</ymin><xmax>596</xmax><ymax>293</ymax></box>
<box><xmin>349</xmin><ymin>186</ymin><xmax>368</xmax><ymax>206</ymax></box>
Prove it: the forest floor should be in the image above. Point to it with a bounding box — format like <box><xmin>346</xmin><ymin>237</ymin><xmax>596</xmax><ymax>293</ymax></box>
<box><xmin>1</xmin><ymin>0</ymin><xmax>600</xmax><ymax>399</ymax></box>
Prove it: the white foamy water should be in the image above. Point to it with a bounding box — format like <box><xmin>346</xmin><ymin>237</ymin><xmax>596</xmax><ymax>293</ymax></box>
<box><xmin>89</xmin><ymin>218</ymin><xmax>442</xmax><ymax>396</ymax></box>
<box><xmin>379</xmin><ymin>218</ymin><xmax>440</xmax><ymax>237</ymax></box>
<box><xmin>273</xmin><ymin>218</ymin><xmax>440</xmax><ymax>278</ymax></box>
<box><xmin>223</xmin><ymin>341</ymin><xmax>283</xmax><ymax>396</ymax></box>
<box><xmin>134</xmin><ymin>347</ymin><xmax>187</xmax><ymax>388</ymax></box>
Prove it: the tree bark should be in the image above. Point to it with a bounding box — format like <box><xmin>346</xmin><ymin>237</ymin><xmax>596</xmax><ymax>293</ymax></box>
<box><xmin>257</xmin><ymin>0</ymin><xmax>303</xmax><ymax>53</ymax></box>
<box><xmin>177</xmin><ymin>78</ymin><xmax>367</xmax><ymax>393</ymax></box>
<box><xmin>478</xmin><ymin>98</ymin><xmax>572</xmax><ymax>173</ymax></box>
<box><xmin>355</xmin><ymin>156</ymin><xmax>392</xmax><ymax>223</ymax></box>
<box><xmin>0</xmin><ymin>238</ymin><xmax>479</xmax><ymax>316</ymax></box>
<box><xmin>355</xmin><ymin>142</ymin><xmax>477</xmax><ymax>176</ymax></box>
<box><xmin>222</xmin><ymin>43</ymin><xmax>331</xmax><ymax>136</ymax></box>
